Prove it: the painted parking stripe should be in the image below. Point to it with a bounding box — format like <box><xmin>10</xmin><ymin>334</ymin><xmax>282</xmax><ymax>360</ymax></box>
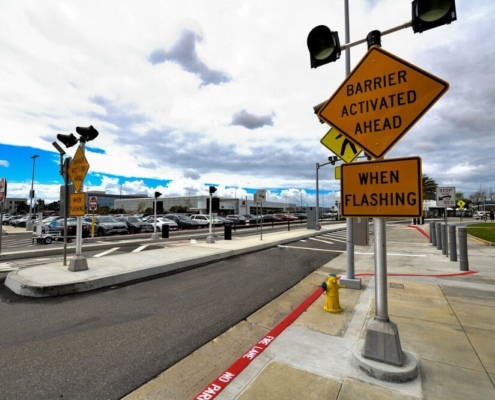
<box><xmin>132</xmin><ymin>245</ymin><xmax>148</xmax><ymax>253</ymax></box>
<box><xmin>278</xmin><ymin>245</ymin><xmax>345</xmax><ymax>253</ymax></box>
<box><xmin>93</xmin><ymin>247</ymin><xmax>119</xmax><ymax>258</ymax></box>
<box><xmin>309</xmin><ymin>237</ymin><xmax>335</xmax><ymax>245</ymax></box>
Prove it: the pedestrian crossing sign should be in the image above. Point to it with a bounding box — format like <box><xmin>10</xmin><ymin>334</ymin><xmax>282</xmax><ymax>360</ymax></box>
<box><xmin>320</xmin><ymin>128</ymin><xmax>362</xmax><ymax>163</ymax></box>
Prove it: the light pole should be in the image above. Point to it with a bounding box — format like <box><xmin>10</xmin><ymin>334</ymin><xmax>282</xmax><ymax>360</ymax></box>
<box><xmin>26</xmin><ymin>155</ymin><xmax>39</xmax><ymax>231</ymax></box>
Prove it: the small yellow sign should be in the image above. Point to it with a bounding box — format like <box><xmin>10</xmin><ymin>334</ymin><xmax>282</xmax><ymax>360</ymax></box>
<box><xmin>457</xmin><ymin>200</ymin><xmax>466</xmax><ymax>208</ymax></box>
<box><xmin>70</xmin><ymin>193</ymin><xmax>86</xmax><ymax>216</ymax></box>
<box><xmin>335</xmin><ymin>166</ymin><xmax>341</xmax><ymax>180</ymax></box>
<box><xmin>320</xmin><ymin>128</ymin><xmax>362</xmax><ymax>163</ymax></box>
<box><xmin>68</xmin><ymin>146</ymin><xmax>90</xmax><ymax>192</ymax></box>
<box><xmin>341</xmin><ymin>157</ymin><xmax>422</xmax><ymax>218</ymax></box>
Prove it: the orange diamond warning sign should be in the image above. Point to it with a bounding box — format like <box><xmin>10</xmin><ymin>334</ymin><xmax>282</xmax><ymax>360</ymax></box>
<box><xmin>318</xmin><ymin>47</ymin><xmax>449</xmax><ymax>159</ymax></box>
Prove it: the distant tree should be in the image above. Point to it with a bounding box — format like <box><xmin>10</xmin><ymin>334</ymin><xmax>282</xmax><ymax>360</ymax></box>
<box><xmin>46</xmin><ymin>201</ymin><xmax>60</xmax><ymax>211</ymax></box>
<box><xmin>99</xmin><ymin>206</ymin><xmax>110</xmax><ymax>215</ymax></box>
<box><xmin>17</xmin><ymin>203</ymin><xmax>29</xmax><ymax>214</ymax></box>
<box><xmin>144</xmin><ymin>207</ymin><xmax>154</xmax><ymax>214</ymax></box>
<box><xmin>469</xmin><ymin>190</ymin><xmax>487</xmax><ymax>210</ymax></box>
<box><xmin>136</xmin><ymin>201</ymin><xmax>147</xmax><ymax>214</ymax></box>
<box><xmin>169</xmin><ymin>205</ymin><xmax>188</xmax><ymax>213</ymax></box>
<box><xmin>35</xmin><ymin>199</ymin><xmax>45</xmax><ymax>212</ymax></box>
<box><xmin>422</xmin><ymin>174</ymin><xmax>437</xmax><ymax>200</ymax></box>
<box><xmin>109</xmin><ymin>208</ymin><xmax>126</xmax><ymax>214</ymax></box>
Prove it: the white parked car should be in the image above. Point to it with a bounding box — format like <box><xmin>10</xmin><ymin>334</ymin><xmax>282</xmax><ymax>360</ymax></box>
<box><xmin>190</xmin><ymin>214</ymin><xmax>223</xmax><ymax>226</ymax></box>
<box><xmin>147</xmin><ymin>217</ymin><xmax>179</xmax><ymax>231</ymax></box>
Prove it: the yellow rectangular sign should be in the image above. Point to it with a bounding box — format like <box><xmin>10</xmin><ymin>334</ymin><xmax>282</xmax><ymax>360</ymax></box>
<box><xmin>335</xmin><ymin>165</ymin><xmax>341</xmax><ymax>180</ymax></box>
<box><xmin>341</xmin><ymin>157</ymin><xmax>422</xmax><ymax>217</ymax></box>
<box><xmin>70</xmin><ymin>193</ymin><xmax>86</xmax><ymax>216</ymax></box>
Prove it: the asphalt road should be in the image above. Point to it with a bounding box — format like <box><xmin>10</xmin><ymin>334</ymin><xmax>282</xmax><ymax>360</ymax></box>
<box><xmin>0</xmin><ymin>235</ymin><xmax>346</xmax><ymax>400</ymax></box>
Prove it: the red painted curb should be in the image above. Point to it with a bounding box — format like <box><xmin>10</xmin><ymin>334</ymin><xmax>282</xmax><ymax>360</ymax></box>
<box><xmin>193</xmin><ymin>286</ymin><xmax>324</xmax><ymax>400</ymax></box>
<box><xmin>407</xmin><ymin>224</ymin><xmax>430</xmax><ymax>239</ymax></box>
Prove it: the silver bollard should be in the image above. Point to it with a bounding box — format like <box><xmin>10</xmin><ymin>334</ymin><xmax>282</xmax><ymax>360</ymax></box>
<box><xmin>441</xmin><ymin>223</ymin><xmax>448</xmax><ymax>256</ymax></box>
<box><xmin>430</xmin><ymin>221</ymin><xmax>436</xmax><ymax>245</ymax></box>
<box><xmin>458</xmin><ymin>227</ymin><xmax>469</xmax><ymax>271</ymax></box>
<box><xmin>449</xmin><ymin>225</ymin><xmax>457</xmax><ymax>262</ymax></box>
<box><xmin>436</xmin><ymin>223</ymin><xmax>442</xmax><ymax>250</ymax></box>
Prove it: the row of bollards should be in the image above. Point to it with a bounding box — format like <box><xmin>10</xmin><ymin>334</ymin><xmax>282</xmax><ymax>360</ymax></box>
<box><xmin>429</xmin><ymin>221</ymin><xmax>468</xmax><ymax>271</ymax></box>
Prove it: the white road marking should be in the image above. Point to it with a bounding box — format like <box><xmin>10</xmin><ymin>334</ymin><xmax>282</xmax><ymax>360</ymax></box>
<box><xmin>132</xmin><ymin>245</ymin><xmax>148</xmax><ymax>253</ymax></box>
<box><xmin>278</xmin><ymin>245</ymin><xmax>345</xmax><ymax>253</ymax></box>
<box><xmin>309</xmin><ymin>237</ymin><xmax>335</xmax><ymax>245</ymax></box>
<box><xmin>93</xmin><ymin>247</ymin><xmax>119</xmax><ymax>258</ymax></box>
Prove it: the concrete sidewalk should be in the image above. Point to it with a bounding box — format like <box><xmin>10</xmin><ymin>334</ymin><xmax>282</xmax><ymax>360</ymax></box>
<box><xmin>125</xmin><ymin>223</ymin><xmax>495</xmax><ymax>400</ymax></box>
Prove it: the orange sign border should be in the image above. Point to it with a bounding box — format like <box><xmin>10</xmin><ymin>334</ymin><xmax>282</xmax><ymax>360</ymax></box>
<box><xmin>318</xmin><ymin>47</ymin><xmax>449</xmax><ymax>159</ymax></box>
<box><xmin>341</xmin><ymin>157</ymin><xmax>423</xmax><ymax>218</ymax></box>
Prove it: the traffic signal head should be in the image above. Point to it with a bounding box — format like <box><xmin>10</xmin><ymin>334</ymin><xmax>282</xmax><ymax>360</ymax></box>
<box><xmin>209</xmin><ymin>186</ymin><xmax>217</xmax><ymax>194</ymax></box>
<box><xmin>57</xmin><ymin>133</ymin><xmax>79</xmax><ymax>148</ymax></box>
<box><xmin>76</xmin><ymin>125</ymin><xmax>99</xmax><ymax>142</ymax></box>
<box><xmin>412</xmin><ymin>0</ymin><xmax>457</xmax><ymax>33</ymax></box>
<box><xmin>154</xmin><ymin>191</ymin><xmax>162</xmax><ymax>199</ymax></box>
<box><xmin>307</xmin><ymin>25</ymin><xmax>341</xmax><ymax>68</ymax></box>
<box><xmin>328</xmin><ymin>156</ymin><xmax>339</xmax><ymax>165</ymax></box>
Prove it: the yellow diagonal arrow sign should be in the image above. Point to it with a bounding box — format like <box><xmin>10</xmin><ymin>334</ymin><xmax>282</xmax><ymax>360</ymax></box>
<box><xmin>320</xmin><ymin>127</ymin><xmax>362</xmax><ymax>163</ymax></box>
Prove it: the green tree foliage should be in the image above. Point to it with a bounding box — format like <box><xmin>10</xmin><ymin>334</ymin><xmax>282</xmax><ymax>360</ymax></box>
<box><xmin>422</xmin><ymin>174</ymin><xmax>437</xmax><ymax>200</ymax></box>
<box><xmin>169</xmin><ymin>205</ymin><xmax>188</xmax><ymax>213</ymax></box>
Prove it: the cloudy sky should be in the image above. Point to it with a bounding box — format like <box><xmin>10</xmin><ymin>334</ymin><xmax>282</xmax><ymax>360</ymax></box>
<box><xmin>0</xmin><ymin>0</ymin><xmax>493</xmax><ymax>209</ymax></box>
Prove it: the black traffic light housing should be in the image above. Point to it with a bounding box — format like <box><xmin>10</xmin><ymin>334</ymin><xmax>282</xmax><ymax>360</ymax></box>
<box><xmin>328</xmin><ymin>156</ymin><xmax>339</xmax><ymax>165</ymax></box>
<box><xmin>209</xmin><ymin>186</ymin><xmax>217</xmax><ymax>194</ymax></box>
<box><xmin>76</xmin><ymin>125</ymin><xmax>99</xmax><ymax>142</ymax></box>
<box><xmin>57</xmin><ymin>133</ymin><xmax>78</xmax><ymax>148</ymax></box>
<box><xmin>154</xmin><ymin>191</ymin><xmax>162</xmax><ymax>199</ymax></box>
<box><xmin>307</xmin><ymin>25</ymin><xmax>341</xmax><ymax>68</ymax></box>
<box><xmin>412</xmin><ymin>0</ymin><xmax>457</xmax><ymax>33</ymax></box>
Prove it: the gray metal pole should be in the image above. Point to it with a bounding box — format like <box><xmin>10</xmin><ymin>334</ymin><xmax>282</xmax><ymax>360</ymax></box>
<box><xmin>441</xmin><ymin>223</ymin><xmax>448</xmax><ymax>256</ymax></box>
<box><xmin>458</xmin><ymin>227</ymin><xmax>469</xmax><ymax>271</ymax></box>
<box><xmin>316</xmin><ymin>163</ymin><xmax>320</xmax><ymax>230</ymax></box>
<box><xmin>449</xmin><ymin>225</ymin><xmax>457</xmax><ymax>262</ymax></box>
<box><xmin>429</xmin><ymin>221</ymin><xmax>435</xmax><ymax>244</ymax></box>
<box><xmin>374</xmin><ymin>218</ymin><xmax>388</xmax><ymax>320</ymax></box>
<box><xmin>436</xmin><ymin>223</ymin><xmax>442</xmax><ymax>250</ymax></box>
<box><xmin>363</xmin><ymin>217</ymin><xmax>403</xmax><ymax>366</ymax></box>
<box><xmin>342</xmin><ymin>0</ymin><xmax>358</xmax><ymax>287</ymax></box>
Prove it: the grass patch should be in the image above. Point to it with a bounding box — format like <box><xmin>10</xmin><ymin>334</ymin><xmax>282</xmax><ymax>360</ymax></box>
<box><xmin>466</xmin><ymin>223</ymin><xmax>495</xmax><ymax>242</ymax></box>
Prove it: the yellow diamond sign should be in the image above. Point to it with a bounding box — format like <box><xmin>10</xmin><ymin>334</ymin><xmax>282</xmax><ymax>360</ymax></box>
<box><xmin>320</xmin><ymin>128</ymin><xmax>362</xmax><ymax>163</ymax></box>
<box><xmin>68</xmin><ymin>146</ymin><xmax>90</xmax><ymax>192</ymax></box>
<box><xmin>318</xmin><ymin>46</ymin><xmax>449</xmax><ymax>159</ymax></box>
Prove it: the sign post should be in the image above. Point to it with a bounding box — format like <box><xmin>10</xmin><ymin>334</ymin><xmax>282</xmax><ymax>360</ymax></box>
<box><xmin>67</xmin><ymin>145</ymin><xmax>90</xmax><ymax>271</ymax></box>
<box><xmin>89</xmin><ymin>196</ymin><xmax>97</xmax><ymax>237</ymax></box>
<box><xmin>319</xmin><ymin>45</ymin><xmax>445</xmax><ymax>367</ymax></box>
<box><xmin>0</xmin><ymin>178</ymin><xmax>6</xmax><ymax>254</ymax></box>
<box><xmin>436</xmin><ymin>186</ymin><xmax>455</xmax><ymax>224</ymax></box>
<box><xmin>256</xmin><ymin>189</ymin><xmax>266</xmax><ymax>240</ymax></box>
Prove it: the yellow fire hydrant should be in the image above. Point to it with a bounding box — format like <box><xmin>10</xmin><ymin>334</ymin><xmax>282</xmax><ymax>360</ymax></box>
<box><xmin>322</xmin><ymin>274</ymin><xmax>345</xmax><ymax>313</ymax></box>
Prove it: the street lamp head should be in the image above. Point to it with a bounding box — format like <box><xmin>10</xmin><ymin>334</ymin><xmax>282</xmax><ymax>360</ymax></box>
<box><xmin>412</xmin><ymin>0</ymin><xmax>457</xmax><ymax>33</ymax></box>
<box><xmin>31</xmin><ymin>154</ymin><xmax>39</xmax><ymax>159</ymax></box>
<box><xmin>307</xmin><ymin>25</ymin><xmax>341</xmax><ymax>68</ymax></box>
<box><xmin>52</xmin><ymin>142</ymin><xmax>66</xmax><ymax>155</ymax></box>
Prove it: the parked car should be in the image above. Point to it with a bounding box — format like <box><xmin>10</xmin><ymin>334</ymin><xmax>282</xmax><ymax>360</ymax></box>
<box><xmin>12</xmin><ymin>215</ymin><xmax>39</xmax><ymax>227</ymax></box>
<box><xmin>261</xmin><ymin>215</ymin><xmax>283</xmax><ymax>223</ymax></box>
<box><xmin>243</xmin><ymin>214</ymin><xmax>260</xmax><ymax>225</ymax></box>
<box><xmin>146</xmin><ymin>217</ymin><xmax>179</xmax><ymax>231</ymax></box>
<box><xmin>225</xmin><ymin>215</ymin><xmax>247</xmax><ymax>225</ymax></box>
<box><xmin>273</xmin><ymin>214</ymin><xmax>298</xmax><ymax>221</ymax></box>
<box><xmin>163</xmin><ymin>214</ymin><xmax>199</xmax><ymax>230</ymax></box>
<box><xmin>9</xmin><ymin>216</ymin><xmax>25</xmax><ymax>226</ymax></box>
<box><xmin>474</xmin><ymin>211</ymin><xmax>488</xmax><ymax>220</ymax></box>
<box><xmin>217</xmin><ymin>216</ymin><xmax>234</xmax><ymax>227</ymax></box>
<box><xmin>42</xmin><ymin>218</ymin><xmax>90</xmax><ymax>238</ymax></box>
<box><xmin>82</xmin><ymin>216</ymin><xmax>128</xmax><ymax>236</ymax></box>
<box><xmin>290</xmin><ymin>213</ymin><xmax>307</xmax><ymax>220</ymax></box>
<box><xmin>120</xmin><ymin>216</ymin><xmax>154</xmax><ymax>234</ymax></box>
<box><xmin>190</xmin><ymin>214</ymin><xmax>223</xmax><ymax>227</ymax></box>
